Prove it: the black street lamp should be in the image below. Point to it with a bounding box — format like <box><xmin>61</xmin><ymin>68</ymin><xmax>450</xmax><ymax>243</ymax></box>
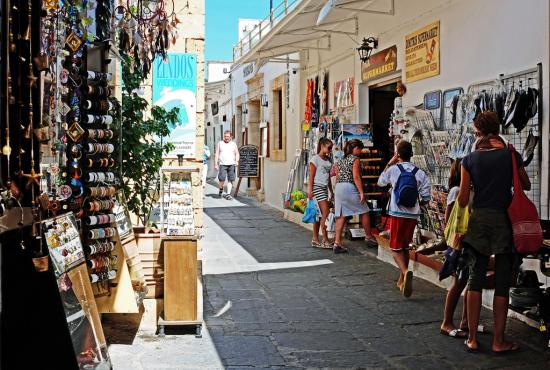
<box><xmin>357</xmin><ymin>37</ymin><xmax>378</xmax><ymax>63</ymax></box>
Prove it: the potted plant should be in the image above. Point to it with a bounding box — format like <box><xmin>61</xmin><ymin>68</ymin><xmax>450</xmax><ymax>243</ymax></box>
<box><xmin>112</xmin><ymin>54</ymin><xmax>179</xmax><ymax>298</ymax></box>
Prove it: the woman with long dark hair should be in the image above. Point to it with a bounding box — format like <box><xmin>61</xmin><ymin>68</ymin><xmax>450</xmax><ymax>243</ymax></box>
<box><xmin>333</xmin><ymin>139</ymin><xmax>377</xmax><ymax>253</ymax></box>
<box><xmin>458</xmin><ymin>111</ymin><xmax>530</xmax><ymax>353</ymax></box>
<box><xmin>308</xmin><ymin>138</ymin><xmax>334</xmax><ymax>248</ymax></box>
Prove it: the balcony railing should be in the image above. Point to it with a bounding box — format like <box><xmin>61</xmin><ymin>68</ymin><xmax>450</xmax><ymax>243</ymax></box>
<box><xmin>233</xmin><ymin>0</ymin><xmax>303</xmax><ymax>61</ymax></box>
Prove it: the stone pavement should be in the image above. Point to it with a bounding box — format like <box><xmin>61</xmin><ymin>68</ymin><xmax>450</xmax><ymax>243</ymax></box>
<box><xmin>107</xmin><ymin>184</ymin><xmax>550</xmax><ymax>369</ymax></box>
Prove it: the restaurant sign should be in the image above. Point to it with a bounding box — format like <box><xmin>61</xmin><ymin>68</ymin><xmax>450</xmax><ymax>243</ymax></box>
<box><xmin>361</xmin><ymin>45</ymin><xmax>397</xmax><ymax>82</ymax></box>
<box><xmin>405</xmin><ymin>21</ymin><xmax>440</xmax><ymax>83</ymax></box>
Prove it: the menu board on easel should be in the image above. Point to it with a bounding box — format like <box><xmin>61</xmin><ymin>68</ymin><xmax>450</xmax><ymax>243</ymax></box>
<box><xmin>238</xmin><ymin>145</ymin><xmax>259</xmax><ymax>178</ymax></box>
<box><xmin>43</xmin><ymin>214</ymin><xmax>112</xmax><ymax>369</ymax></box>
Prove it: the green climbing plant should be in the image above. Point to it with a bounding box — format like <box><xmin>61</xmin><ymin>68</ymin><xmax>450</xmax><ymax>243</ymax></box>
<box><xmin>113</xmin><ymin>55</ymin><xmax>179</xmax><ymax>226</ymax></box>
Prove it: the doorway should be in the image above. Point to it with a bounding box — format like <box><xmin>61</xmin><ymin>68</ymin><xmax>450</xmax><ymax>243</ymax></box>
<box><xmin>369</xmin><ymin>82</ymin><xmax>399</xmax><ymax>160</ymax></box>
<box><xmin>247</xmin><ymin>100</ymin><xmax>262</xmax><ymax>191</ymax></box>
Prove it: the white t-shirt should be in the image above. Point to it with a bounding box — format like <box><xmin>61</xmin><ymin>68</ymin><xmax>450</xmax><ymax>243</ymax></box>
<box><xmin>309</xmin><ymin>155</ymin><xmax>332</xmax><ymax>186</ymax></box>
<box><xmin>447</xmin><ymin>186</ymin><xmax>459</xmax><ymax>206</ymax></box>
<box><xmin>217</xmin><ymin>140</ymin><xmax>238</xmax><ymax>165</ymax></box>
<box><xmin>377</xmin><ymin>162</ymin><xmax>431</xmax><ymax>219</ymax></box>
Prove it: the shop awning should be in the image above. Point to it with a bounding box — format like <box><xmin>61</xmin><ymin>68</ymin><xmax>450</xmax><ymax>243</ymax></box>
<box><xmin>232</xmin><ymin>0</ymin><xmax>395</xmax><ymax>66</ymax></box>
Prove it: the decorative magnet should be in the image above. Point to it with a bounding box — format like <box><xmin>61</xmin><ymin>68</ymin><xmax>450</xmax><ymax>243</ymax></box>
<box><xmin>66</xmin><ymin>122</ymin><xmax>85</xmax><ymax>142</ymax></box>
<box><xmin>65</xmin><ymin>32</ymin><xmax>83</xmax><ymax>52</ymax></box>
<box><xmin>60</xmin><ymin>103</ymin><xmax>71</xmax><ymax>116</ymax></box>
<box><xmin>58</xmin><ymin>185</ymin><xmax>72</xmax><ymax>200</ymax></box>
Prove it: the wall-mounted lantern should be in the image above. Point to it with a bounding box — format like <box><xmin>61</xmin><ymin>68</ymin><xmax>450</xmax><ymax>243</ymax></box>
<box><xmin>260</xmin><ymin>93</ymin><xmax>269</xmax><ymax>107</ymax></box>
<box><xmin>357</xmin><ymin>37</ymin><xmax>378</xmax><ymax>63</ymax></box>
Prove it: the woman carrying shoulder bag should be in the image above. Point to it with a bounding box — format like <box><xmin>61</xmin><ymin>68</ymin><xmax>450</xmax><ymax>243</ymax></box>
<box><xmin>458</xmin><ymin>112</ymin><xmax>530</xmax><ymax>354</ymax></box>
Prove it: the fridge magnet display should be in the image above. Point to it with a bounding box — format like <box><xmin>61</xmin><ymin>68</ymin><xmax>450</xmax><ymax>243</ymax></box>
<box><xmin>43</xmin><ymin>213</ymin><xmax>86</xmax><ymax>278</ymax></box>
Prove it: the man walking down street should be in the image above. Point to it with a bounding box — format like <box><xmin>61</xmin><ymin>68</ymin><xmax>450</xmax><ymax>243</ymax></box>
<box><xmin>215</xmin><ymin>131</ymin><xmax>239</xmax><ymax>200</ymax></box>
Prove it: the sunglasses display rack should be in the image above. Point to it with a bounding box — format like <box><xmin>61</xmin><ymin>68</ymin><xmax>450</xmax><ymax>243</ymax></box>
<box><xmin>466</xmin><ymin>64</ymin><xmax>543</xmax><ymax>215</ymax></box>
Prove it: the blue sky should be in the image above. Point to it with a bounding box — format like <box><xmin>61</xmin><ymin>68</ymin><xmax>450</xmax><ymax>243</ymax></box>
<box><xmin>205</xmin><ymin>0</ymin><xmax>273</xmax><ymax>61</ymax></box>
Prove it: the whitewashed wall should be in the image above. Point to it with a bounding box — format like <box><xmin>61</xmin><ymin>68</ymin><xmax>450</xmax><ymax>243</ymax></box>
<box><xmin>231</xmin><ymin>58</ymin><xmax>301</xmax><ymax>210</ymax></box>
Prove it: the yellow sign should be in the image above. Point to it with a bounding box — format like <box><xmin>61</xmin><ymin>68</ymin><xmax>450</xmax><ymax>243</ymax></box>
<box><xmin>405</xmin><ymin>21</ymin><xmax>440</xmax><ymax>83</ymax></box>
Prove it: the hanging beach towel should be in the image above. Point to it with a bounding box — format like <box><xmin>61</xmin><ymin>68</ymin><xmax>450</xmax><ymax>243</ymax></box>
<box><xmin>444</xmin><ymin>202</ymin><xmax>470</xmax><ymax>250</ymax></box>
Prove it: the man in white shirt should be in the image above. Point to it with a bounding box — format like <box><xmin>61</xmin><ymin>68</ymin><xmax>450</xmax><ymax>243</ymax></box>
<box><xmin>215</xmin><ymin>131</ymin><xmax>239</xmax><ymax>200</ymax></box>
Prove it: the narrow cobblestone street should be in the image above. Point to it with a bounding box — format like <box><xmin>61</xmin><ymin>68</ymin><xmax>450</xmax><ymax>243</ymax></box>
<box><xmin>108</xmin><ymin>185</ymin><xmax>550</xmax><ymax>369</ymax></box>
<box><xmin>200</xmin><ymin>186</ymin><xmax>550</xmax><ymax>369</ymax></box>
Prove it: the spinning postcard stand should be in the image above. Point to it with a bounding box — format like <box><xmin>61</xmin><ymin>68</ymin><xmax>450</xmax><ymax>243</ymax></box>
<box><xmin>159</xmin><ymin>167</ymin><xmax>197</xmax><ymax>237</ymax></box>
<box><xmin>157</xmin><ymin>166</ymin><xmax>202</xmax><ymax>337</ymax></box>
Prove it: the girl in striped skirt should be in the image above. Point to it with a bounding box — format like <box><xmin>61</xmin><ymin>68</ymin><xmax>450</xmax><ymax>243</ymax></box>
<box><xmin>308</xmin><ymin>138</ymin><xmax>334</xmax><ymax>249</ymax></box>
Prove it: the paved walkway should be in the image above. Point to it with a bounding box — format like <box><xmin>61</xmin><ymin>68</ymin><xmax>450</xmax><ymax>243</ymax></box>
<box><xmin>108</xmin><ymin>184</ymin><xmax>550</xmax><ymax>369</ymax></box>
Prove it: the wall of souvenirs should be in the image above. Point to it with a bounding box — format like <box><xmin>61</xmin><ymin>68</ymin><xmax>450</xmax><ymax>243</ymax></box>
<box><xmin>0</xmin><ymin>0</ymin><xmax>181</xmax><ymax>368</ymax></box>
<box><xmin>392</xmin><ymin>65</ymin><xmax>544</xmax><ymax>236</ymax></box>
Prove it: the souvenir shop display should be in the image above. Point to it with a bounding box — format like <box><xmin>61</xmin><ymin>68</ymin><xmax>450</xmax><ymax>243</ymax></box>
<box><xmin>112</xmin><ymin>191</ymin><xmax>147</xmax><ymax>304</ymax></box>
<box><xmin>43</xmin><ymin>213</ymin><xmax>111</xmax><ymax>368</ymax></box>
<box><xmin>360</xmin><ymin>149</ymin><xmax>385</xmax><ymax>198</ymax></box>
<box><xmin>393</xmin><ymin>65</ymin><xmax>543</xmax><ymax>246</ymax></box>
<box><xmin>334</xmin><ymin>77</ymin><xmax>354</xmax><ymax>109</ymax></box>
<box><xmin>303</xmin><ymin>72</ymin><xmax>329</xmax><ymax>129</ymax></box>
<box><xmin>159</xmin><ymin>168</ymin><xmax>195</xmax><ymax>237</ymax></box>
<box><xmin>0</xmin><ymin>0</ymin><xmax>182</xmax><ymax>367</ymax></box>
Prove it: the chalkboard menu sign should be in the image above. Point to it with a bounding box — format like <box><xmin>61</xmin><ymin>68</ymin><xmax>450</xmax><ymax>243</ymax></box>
<box><xmin>238</xmin><ymin>145</ymin><xmax>259</xmax><ymax>178</ymax></box>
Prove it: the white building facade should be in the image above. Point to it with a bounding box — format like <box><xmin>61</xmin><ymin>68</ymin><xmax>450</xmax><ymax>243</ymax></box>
<box><xmin>229</xmin><ymin>56</ymin><xmax>301</xmax><ymax>205</ymax></box>
<box><xmin>229</xmin><ymin>0</ymin><xmax>550</xmax><ymax>219</ymax></box>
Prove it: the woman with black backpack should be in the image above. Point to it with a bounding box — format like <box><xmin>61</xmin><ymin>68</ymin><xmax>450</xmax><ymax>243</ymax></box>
<box><xmin>378</xmin><ymin>140</ymin><xmax>431</xmax><ymax>297</ymax></box>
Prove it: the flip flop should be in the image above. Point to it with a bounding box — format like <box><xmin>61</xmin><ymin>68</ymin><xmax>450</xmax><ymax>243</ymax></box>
<box><xmin>321</xmin><ymin>241</ymin><xmax>333</xmax><ymax>249</ymax></box>
<box><xmin>492</xmin><ymin>342</ymin><xmax>519</xmax><ymax>355</ymax></box>
<box><xmin>464</xmin><ymin>340</ymin><xmax>480</xmax><ymax>353</ymax></box>
<box><xmin>333</xmin><ymin>245</ymin><xmax>348</xmax><ymax>254</ymax></box>
<box><xmin>311</xmin><ymin>240</ymin><xmax>322</xmax><ymax>248</ymax></box>
<box><xmin>440</xmin><ymin>328</ymin><xmax>467</xmax><ymax>338</ymax></box>
<box><xmin>402</xmin><ymin>270</ymin><xmax>413</xmax><ymax>298</ymax></box>
<box><xmin>460</xmin><ymin>324</ymin><xmax>487</xmax><ymax>334</ymax></box>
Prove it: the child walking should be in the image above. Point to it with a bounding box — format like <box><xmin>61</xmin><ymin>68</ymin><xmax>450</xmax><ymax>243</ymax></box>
<box><xmin>308</xmin><ymin>138</ymin><xmax>334</xmax><ymax>249</ymax></box>
<box><xmin>439</xmin><ymin>158</ymin><xmax>470</xmax><ymax>337</ymax></box>
<box><xmin>377</xmin><ymin>140</ymin><xmax>431</xmax><ymax>297</ymax></box>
